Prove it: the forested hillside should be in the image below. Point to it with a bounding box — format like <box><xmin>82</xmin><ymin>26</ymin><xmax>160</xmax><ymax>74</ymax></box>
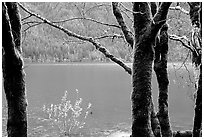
<box><xmin>20</xmin><ymin>2</ymin><xmax>191</xmax><ymax>63</ymax></box>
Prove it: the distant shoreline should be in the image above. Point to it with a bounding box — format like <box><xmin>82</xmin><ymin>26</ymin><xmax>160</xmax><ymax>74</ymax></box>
<box><xmin>24</xmin><ymin>60</ymin><xmax>193</xmax><ymax>66</ymax></box>
<box><xmin>23</xmin><ymin>58</ymin><xmax>193</xmax><ymax>65</ymax></box>
<box><xmin>23</xmin><ymin>61</ymin><xmax>195</xmax><ymax>71</ymax></box>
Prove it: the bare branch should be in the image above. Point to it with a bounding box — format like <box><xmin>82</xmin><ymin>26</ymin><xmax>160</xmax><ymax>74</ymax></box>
<box><xmin>176</xmin><ymin>50</ymin><xmax>191</xmax><ymax>71</ymax></box>
<box><xmin>119</xmin><ymin>2</ymin><xmax>145</xmax><ymax>15</ymax></box>
<box><xmin>120</xmin><ymin>9</ymin><xmax>133</xmax><ymax>23</ymax></box>
<box><xmin>21</xmin><ymin>14</ymin><xmax>32</xmax><ymax>21</ymax></box>
<box><xmin>169</xmin><ymin>34</ymin><xmax>198</xmax><ymax>55</ymax></box>
<box><xmin>23</xmin><ymin>22</ymin><xmax>42</xmax><ymax>32</ymax></box>
<box><xmin>112</xmin><ymin>2</ymin><xmax>134</xmax><ymax>48</ymax></box>
<box><xmin>18</xmin><ymin>2</ymin><xmax>132</xmax><ymax>75</ymax></box>
<box><xmin>152</xmin><ymin>2</ymin><xmax>172</xmax><ymax>30</ymax></box>
<box><xmin>51</xmin><ymin>17</ymin><xmax>121</xmax><ymax>29</ymax></box>
<box><xmin>94</xmin><ymin>34</ymin><xmax>124</xmax><ymax>40</ymax></box>
<box><xmin>22</xmin><ymin>21</ymin><xmax>43</xmax><ymax>25</ymax></box>
<box><xmin>169</xmin><ymin>6</ymin><xmax>189</xmax><ymax>15</ymax></box>
<box><xmin>183</xmin><ymin>62</ymin><xmax>194</xmax><ymax>85</ymax></box>
<box><xmin>84</xmin><ymin>3</ymin><xmax>111</xmax><ymax>14</ymax></box>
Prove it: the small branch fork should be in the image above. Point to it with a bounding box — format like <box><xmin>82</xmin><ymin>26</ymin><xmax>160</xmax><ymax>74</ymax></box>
<box><xmin>169</xmin><ymin>34</ymin><xmax>199</xmax><ymax>56</ymax></box>
<box><xmin>18</xmin><ymin>2</ymin><xmax>132</xmax><ymax>75</ymax></box>
<box><xmin>119</xmin><ymin>2</ymin><xmax>145</xmax><ymax>15</ymax></box>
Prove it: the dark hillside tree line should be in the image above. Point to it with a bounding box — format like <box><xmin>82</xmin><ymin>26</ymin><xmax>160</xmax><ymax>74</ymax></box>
<box><xmin>2</xmin><ymin>2</ymin><xmax>202</xmax><ymax>137</ymax></box>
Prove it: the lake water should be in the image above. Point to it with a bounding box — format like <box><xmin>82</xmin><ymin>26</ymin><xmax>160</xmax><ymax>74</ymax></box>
<box><xmin>2</xmin><ymin>63</ymin><xmax>196</xmax><ymax>136</ymax></box>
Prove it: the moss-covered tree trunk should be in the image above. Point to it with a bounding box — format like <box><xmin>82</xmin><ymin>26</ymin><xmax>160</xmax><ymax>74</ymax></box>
<box><xmin>2</xmin><ymin>2</ymin><xmax>27</xmax><ymax>137</ymax></box>
<box><xmin>131</xmin><ymin>2</ymin><xmax>171</xmax><ymax>136</ymax></box>
<box><xmin>154</xmin><ymin>23</ymin><xmax>172</xmax><ymax>137</ymax></box>
<box><xmin>193</xmin><ymin>65</ymin><xmax>202</xmax><ymax>137</ymax></box>
<box><xmin>152</xmin><ymin>3</ymin><xmax>172</xmax><ymax>136</ymax></box>
<box><xmin>112</xmin><ymin>2</ymin><xmax>161</xmax><ymax>136</ymax></box>
<box><xmin>5</xmin><ymin>2</ymin><xmax>22</xmax><ymax>52</ymax></box>
<box><xmin>189</xmin><ymin>2</ymin><xmax>202</xmax><ymax>137</ymax></box>
<box><xmin>150</xmin><ymin>100</ymin><xmax>161</xmax><ymax>136</ymax></box>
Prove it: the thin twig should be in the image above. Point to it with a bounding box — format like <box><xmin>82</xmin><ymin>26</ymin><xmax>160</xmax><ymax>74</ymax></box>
<box><xmin>169</xmin><ymin>34</ymin><xmax>198</xmax><ymax>55</ymax></box>
<box><xmin>51</xmin><ymin>17</ymin><xmax>121</xmax><ymax>29</ymax></box>
<box><xmin>23</xmin><ymin>22</ymin><xmax>42</xmax><ymax>32</ymax></box>
<box><xmin>84</xmin><ymin>3</ymin><xmax>111</xmax><ymax>14</ymax></box>
<box><xmin>176</xmin><ymin>50</ymin><xmax>191</xmax><ymax>71</ymax></box>
<box><xmin>21</xmin><ymin>14</ymin><xmax>32</xmax><ymax>21</ymax></box>
<box><xmin>119</xmin><ymin>2</ymin><xmax>145</xmax><ymax>15</ymax></box>
<box><xmin>22</xmin><ymin>21</ymin><xmax>43</xmax><ymax>25</ymax></box>
<box><xmin>183</xmin><ymin>62</ymin><xmax>194</xmax><ymax>84</ymax></box>
<box><xmin>94</xmin><ymin>34</ymin><xmax>123</xmax><ymax>40</ymax></box>
<box><xmin>120</xmin><ymin>8</ymin><xmax>134</xmax><ymax>23</ymax></box>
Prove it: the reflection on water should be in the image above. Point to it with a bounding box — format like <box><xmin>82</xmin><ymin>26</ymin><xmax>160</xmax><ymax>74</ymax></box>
<box><xmin>2</xmin><ymin>63</ymin><xmax>196</xmax><ymax>136</ymax></box>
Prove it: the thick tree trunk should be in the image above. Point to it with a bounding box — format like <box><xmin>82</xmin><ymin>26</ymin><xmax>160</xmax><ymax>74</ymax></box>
<box><xmin>2</xmin><ymin>2</ymin><xmax>27</xmax><ymax>137</ymax></box>
<box><xmin>5</xmin><ymin>2</ymin><xmax>22</xmax><ymax>52</ymax></box>
<box><xmin>131</xmin><ymin>2</ymin><xmax>171</xmax><ymax>136</ymax></box>
<box><xmin>154</xmin><ymin>24</ymin><xmax>172</xmax><ymax>137</ymax></box>
<box><xmin>131</xmin><ymin>3</ymin><xmax>154</xmax><ymax>137</ymax></box>
<box><xmin>131</xmin><ymin>45</ymin><xmax>154</xmax><ymax>136</ymax></box>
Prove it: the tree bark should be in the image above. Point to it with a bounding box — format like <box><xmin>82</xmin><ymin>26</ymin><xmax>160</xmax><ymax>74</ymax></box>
<box><xmin>5</xmin><ymin>2</ymin><xmax>22</xmax><ymax>52</ymax></box>
<box><xmin>189</xmin><ymin>2</ymin><xmax>202</xmax><ymax>137</ymax></box>
<box><xmin>150</xmin><ymin>100</ymin><xmax>161</xmax><ymax>137</ymax></box>
<box><xmin>154</xmin><ymin>24</ymin><xmax>172</xmax><ymax>137</ymax></box>
<box><xmin>193</xmin><ymin>65</ymin><xmax>202</xmax><ymax>137</ymax></box>
<box><xmin>131</xmin><ymin>2</ymin><xmax>171</xmax><ymax>136</ymax></box>
<box><xmin>149</xmin><ymin>3</ymin><xmax>162</xmax><ymax>137</ymax></box>
<box><xmin>2</xmin><ymin>2</ymin><xmax>27</xmax><ymax>137</ymax></box>
<box><xmin>112</xmin><ymin>2</ymin><xmax>134</xmax><ymax>48</ymax></box>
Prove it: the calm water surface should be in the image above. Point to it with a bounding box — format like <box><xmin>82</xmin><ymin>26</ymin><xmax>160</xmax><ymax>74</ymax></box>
<box><xmin>2</xmin><ymin>63</ymin><xmax>196</xmax><ymax>136</ymax></box>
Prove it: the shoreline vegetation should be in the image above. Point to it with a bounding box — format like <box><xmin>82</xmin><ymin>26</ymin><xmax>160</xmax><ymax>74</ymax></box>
<box><xmin>24</xmin><ymin>58</ymin><xmax>193</xmax><ymax>65</ymax></box>
<box><xmin>23</xmin><ymin>52</ymin><xmax>191</xmax><ymax>64</ymax></box>
<box><xmin>23</xmin><ymin>58</ymin><xmax>195</xmax><ymax>70</ymax></box>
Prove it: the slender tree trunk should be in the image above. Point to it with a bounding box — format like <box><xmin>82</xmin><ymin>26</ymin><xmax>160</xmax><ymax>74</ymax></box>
<box><xmin>154</xmin><ymin>24</ymin><xmax>172</xmax><ymax>137</ymax></box>
<box><xmin>149</xmin><ymin>3</ymin><xmax>162</xmax><ymax>137</ymax></box>
<box><xmin>150</xmin><ymin>100</ymin><xmax>161</xmax><ymax>137</ymax></box>
<box><xmin>2</xmin><ymin>2</ymin><xmax>27</xmax><ymax>137</ymax></box>
<box><xmin>193</xmin><ymin>65</ymin><xmax>202</xmax><ymax>137</ymax></box>
<box><xmin>131</xmin><ymin>2</ymin><xmax>171</xmax><ymax>136</ymax></box>
<box><xmin>189</xmin><ymin>2</ymin><xmax>202</xmax><ymax>137</ymax></box>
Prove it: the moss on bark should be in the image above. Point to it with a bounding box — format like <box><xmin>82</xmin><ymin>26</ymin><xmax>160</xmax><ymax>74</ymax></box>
<box><xmin>2</xmin><ymin>2</ymin><xmax>27</xmax><ymax>137</ymax></box>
